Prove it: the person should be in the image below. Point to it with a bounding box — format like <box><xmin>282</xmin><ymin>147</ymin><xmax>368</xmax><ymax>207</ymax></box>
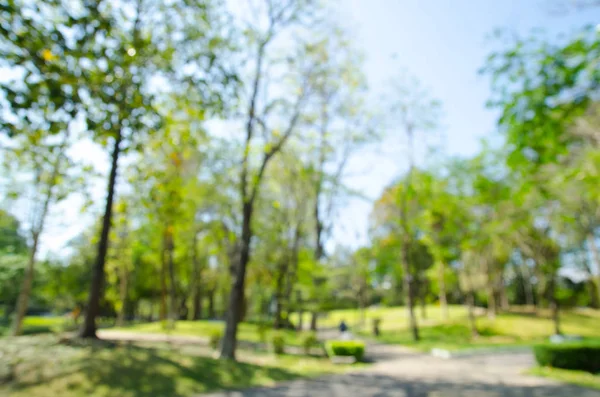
<box><xmin>339</xmin><ymin>319</ymin><xmax>348</xmax><ymax>333</ymax></box>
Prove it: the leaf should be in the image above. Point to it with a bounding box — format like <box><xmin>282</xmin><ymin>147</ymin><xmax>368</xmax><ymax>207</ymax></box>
<box><xmin>42</xmin><ymin>49</ymin><xmax>57</xmax><ymax>62</ymax></box>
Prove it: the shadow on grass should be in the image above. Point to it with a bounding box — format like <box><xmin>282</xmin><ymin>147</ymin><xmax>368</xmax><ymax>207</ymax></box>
<box><xmin>11</xmin><ymin>342</ymin><xmax>302</xmax><ymax>397</ymax></box>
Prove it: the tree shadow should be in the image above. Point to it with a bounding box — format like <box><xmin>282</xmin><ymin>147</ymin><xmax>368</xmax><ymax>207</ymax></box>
<box><xmin>202</xmin><ymin>373</ymin><xmax>600</xmax><ymax>397</ymax></box>
<box><xmin>10</xmin><ymin>343</ymin><xmax>303</xmax><ymax>397</ymax></box>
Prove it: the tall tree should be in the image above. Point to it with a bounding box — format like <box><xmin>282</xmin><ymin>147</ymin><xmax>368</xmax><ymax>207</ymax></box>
<box><xmin>3</xmin><ymin>131</ymin><xmax>84</xmax><ymax>335</ymax></box>
<box><xmin>220</xmin><ymin>0</ymin><xmax>320</xmax><ymax>359</ymax></box>
<box><xmin>385</xmin><ymin>73</ymin><xmax>441</xmax><ymax>341</ymax></box>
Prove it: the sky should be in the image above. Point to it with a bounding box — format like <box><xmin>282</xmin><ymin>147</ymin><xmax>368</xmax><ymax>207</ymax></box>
<box><xmin>327</xmin><ymin>0</ymin><xmax>600</xmax><ymax>250</ymax></box>
<box><xmin>8</xmin><ymin>0</ymin><xmax>600</xmax><ymax>258</ymax></box>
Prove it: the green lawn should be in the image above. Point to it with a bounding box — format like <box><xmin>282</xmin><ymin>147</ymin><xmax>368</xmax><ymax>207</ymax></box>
<box><xmin>315</xmin><ymin>305</ymin><xmax>600</xmax><ymax>352</ymax></box>
<box><xmin>527</xmin><ymin>367</ymin><xmax>600</xmax><ymax>390</ymax></box>
<box><xmin>113</xmin><ymin>320</ymin><xmax>311</xmax><ymax>347</ymax></box>
<box><xmin>0</xmin><ymin>335</ymin><xmax>358</xmax><ymax>397</ymax></box>
<box><xmin>308</xmin><ymin>304</ymin><xmax>469</xmax><ymax>332</ymax></box>
<box><xmin>0</xmin><ymin>316</ymin><xmax>71</xmax><ymax>336</ymax></box>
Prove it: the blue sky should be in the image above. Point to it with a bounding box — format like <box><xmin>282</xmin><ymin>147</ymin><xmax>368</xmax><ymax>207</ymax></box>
<box><xmin>11</xmin><ymin>0</ymin><xmax>599</xmax><ymax>257</ymax></box>
<box><xmin>329</xmin><ymin>0</ymin><xmax>600</xmax><ymax>249</ymax></box>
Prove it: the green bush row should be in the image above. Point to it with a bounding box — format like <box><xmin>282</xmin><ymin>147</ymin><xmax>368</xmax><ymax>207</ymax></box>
<box><xmin>325</xmin><ymin>340</ymin><xmax>365</xmax><ymax>362</ymax></box>
<box><xmin>533</xmin><ymin>341</ymin><xmax>600</xmax><ymax>373</ymax></box>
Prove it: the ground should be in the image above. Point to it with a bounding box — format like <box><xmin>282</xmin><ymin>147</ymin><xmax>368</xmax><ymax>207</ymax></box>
<box><xmin>0</xmin><ymin>335</ymin><xmax>356</xmax><ymax>397</ymax></box>
<box><xmin>2</xmin><ymin>307</ymin><xmax>600</xmax><ymax>396</ymax></box>
<box><xmin>202</xmin><ymin>351</ymin><xmax>600</xmax><ymax>397</ymax></box>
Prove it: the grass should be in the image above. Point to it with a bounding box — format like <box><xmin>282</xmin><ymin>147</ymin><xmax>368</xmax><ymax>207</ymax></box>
<box><xmin>113</xmin><ymin>320</ymin><xmax>311</xmax><ymax>347</ymax></box>
<box><xmin>527</xmin><ymin>367</ymin><xmax>600</xmax><ymax>390</ymax></box>
<box><xmin>0</xmin><ymin>316</ymin><xmax>71</xmax><ymax>336</ymax></box>
<box><xmin>314</xmin><ymin>305</ymin><xmax>600</xmax><ymax>352</ymax></box>
<box><xmin>307</xmin><ymin>304</ymin><xmax>468</xmax><ymax>331</ymax></box>
<box><xmin>0</xmin><ymin>334</ymin><xmax>359</xmax><ymax>397</ymax></box>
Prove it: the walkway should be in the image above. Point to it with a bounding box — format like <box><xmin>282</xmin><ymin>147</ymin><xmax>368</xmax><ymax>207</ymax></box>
<box><xmin>98</xmin><ymin>329</ymin><xmax>600</xmax><ymax>397</ymax></box>
<box><xmin>201</xmin><ymin>351</ymin><xmax>600</xmax><ymax>396</ymax></box>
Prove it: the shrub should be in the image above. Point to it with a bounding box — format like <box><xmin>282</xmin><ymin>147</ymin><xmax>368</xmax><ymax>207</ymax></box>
<box><xmin>257</xmin><ymin>322</ymin><xmax>269</xmax><ymax>344</ymax></box>
<box><xmin>271</xmin><ymin>332</ymin><xmax>285</xmax><ymax>355</ymax></box>
<box><xmin>325</xmin><ymin>340</ymin><xmax>365</xmax><ymax>362</ymax></box>
<box><xmin>302</xmin><ymin>333</ymin><xmax>319</xmax><ymax>355</ymax></box>
<box><xmin>209</xmin><ymin>330</ymin><xmax>222</xmax><ymax>351</ymax></box>
<box><xmin>533</xmin><ymin>341</ymin><xmax>600</xmax><ymax>373</ymax></box>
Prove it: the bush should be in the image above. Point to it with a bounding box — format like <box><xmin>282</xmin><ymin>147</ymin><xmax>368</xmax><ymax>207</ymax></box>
<box><xmin>302</xmin><ymin>333</ymin><xmax>319</xmax><ymax>355</ymax></box>
<box><xmin>209</xmin><ymin>330</ymin><xmax>222</xmax><ymax>351</ymax></box>
<box><xmin>257</xmin><ymin>322</ymin><xmax>269</xmax><ymax>344</ymax></box>
<box><xmin>271</xmin><ymin>332</ymin><xmax>285</xmax><ymax>355</ymax></box>
<box><xmin>325</xmin><ymin>340</ymin><xmax>365</xmax><ymax>362</ymax></box>
<box><xmin>534</xmin><ymin>341</ymin><xmax>600</xmax><ymax>373</ymax></box>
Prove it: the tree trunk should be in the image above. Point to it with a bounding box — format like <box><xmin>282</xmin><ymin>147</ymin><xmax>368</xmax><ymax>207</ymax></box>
<box><xmin>419</xmin><ymin>278</ymin><xmax>427</xmax><ymax>320</ymax></box>
<box><xmin>274</xmin><ymin>264</ymin><xmax>286</xmax><ymax>329</ymax></box>
<box><xmin>401</xmin><ymin>238</ymin><xmax>419</xmax><ymax>341</ymax></box>
<box><xmin>487</xmin><ymin>282</ymin><xmax>496</xmax><ymax>319</ymax></box>
<box><xmin>273</xmin><ymin>296</ymin><xmax>282</xmax><ymax>330</ymax></box>
<box><xmin>11</xmin><ymin>232</ymin><xmax>41</xmax><ymax>336</ymax></box>
<box><xmin>192</xmin><ymin>288</ymin><xmax>203</xmax><ymax>320</ymax></box>
<box><xmin>500</xmin><ymin>282</ymin><xmax>509</xmax><ymax>311</ymax></box>
<box><xmin>165</xmin><ymin>230</ymin><xmax>177</xmax><ymax>326</ymax></box>
<box><xmin>191</xmin><ymin>232</ymin><xmax>202</xmax><ymax>320</ymax></box>
<box><xmin>160</xmin><ymin>252</ymin><xmax>168</xmax><ymax>321</ymax></box>
<box><xmin>467</xmin><ymin>290</ymin><xmax>478</xmax><ymax>337</ymax></box>
<box><xmin>208</xmin><ymin>289</ymin><xmax>215</xmax><ymax>319</ymax></box>
<box><xmin>521</xmin><ymin>264</ymin><xmax>535</xmax><ymax>309</ymax></box>
<box><xmin>587</xmin><ymin>278</ymin><xmax>599</xmax><ymax>309</ymax></box>
<box><xmin>220</xmin><ymin>201</ymin><xmax>252</xmax><ymax>359</ymax></box>
<box><xmin>438</xmin><ymin>261</ymin><xmax>448</xmax><ymax>320</ymax></box>
<box><xmin>310</xmin><ymin>311</ymin><xmax>318</xmax><ymax>331</ymax></box>
<box><xmin>116</xmin><ymin>263</ymin><xmax>129</xmax><ymax>327</ymax></box>
<box><xmin>587</xmin><ymin>234</ymin><xmax>600</xmax><ymax>307</ymax></box>
<box><xmin>548</xmin><ymin>276</ymin><xmax>561</xmax><ymax>335</ymax></box>
<box><xmin>284</xmin><ymin>227</ymin><xmax>301</xmax><ymax>329</ymax></box>
<box><xmin>178</xmin><ymin>296</ymin><xmax>188</xmax><ymax>320</ymax></box>
<box><xmin>80</xmin><ymin>132</ymin><xmax>122</xmax><ymax>338</ymax></box>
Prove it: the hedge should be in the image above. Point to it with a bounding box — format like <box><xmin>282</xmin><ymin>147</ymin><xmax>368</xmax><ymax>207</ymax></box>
<box><xmin>325</xmin><ymin>341</ymin><xmax>365</xmax><ymax>362</ymax></box>
<box><xmin>271</xmin><ymin>332</ymin><xmax>285</xmax><ymax>355</ymax></box>
<box><xmin>533</xmin><ymin>341</ymin><xmax>600</xmax><ymax>373</ymax></box>
<box><xmin>209</xmin><ymin>330</ymin><xmax>222</xmax><ymax>350</ymax></box>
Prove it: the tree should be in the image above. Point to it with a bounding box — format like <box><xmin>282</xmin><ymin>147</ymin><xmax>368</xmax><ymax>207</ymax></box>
<box><xmin>220</xmin><ymin>0</ymin><xmax>321</xmax><ymax>359</ymax></box>
<box><xmin>0</xmin><ymin>210</ymin><xmax>29</xmax><ymax>321</ymax></box>
<box><xmin>484</xmin><ymin>26</ymin><xmax>599</xmax><ymax>169</ymax></box>
<box><xmin>78</xmin><ymin>0</ymin><xmax>235</xmax><ymax>338</ymax></box>
<box><xmin>385</xmin><ymin>72</ymin><xmax>442</xmax><ymax>341</ymax></box>
<box><xmin>3</xmin><ymin>131</ymin><xmax>84</xmax><ymax>335</ymax></box>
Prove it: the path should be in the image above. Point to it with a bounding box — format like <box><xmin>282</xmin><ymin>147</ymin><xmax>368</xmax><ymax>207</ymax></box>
<box><xmin>98</xmin><ymin>329</ymin><xmax>600</xmax><ymax>397</ymax></box>
<box><xmin>201</xmin><ymin>351</ymin><xmax>600</xmax><ymax>396</ymax></box>
<box><xmin>97</xmin><ymin>329</ymin><xmax>323</xmax><ymax>355</ymax></box>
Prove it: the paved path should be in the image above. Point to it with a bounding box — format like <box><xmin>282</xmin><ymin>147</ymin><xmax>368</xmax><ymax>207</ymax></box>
<box><xmin>99</xmin><ymin>329</ymin><xmax>600</xmax><ymax>397</ymax></box>
<box><xmin>98</xmin><ymin>330</ymin><xmax>209</xmax><ymax>344</ymax></box>
<box><xmin>97</xmin><ymin>329</ymin><xmax>324</xmax><ymax>356</ymax></box>
<box><xmin>201</xmin><ymin>351</ymin><xmax>600</xmax><ymax>397</ymax></box>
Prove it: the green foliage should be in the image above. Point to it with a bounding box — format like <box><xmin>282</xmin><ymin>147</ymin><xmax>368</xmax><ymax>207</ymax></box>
<box><xmin>0</xmin><ymin>210</ymin><xmax>28</xmax><ymax>254</ymax></box>
<box><xmin>256</xmin><ymin>322</ymin><xmax>269</xmax><ymax>344</ymax></box>
<box><xmin>484</xmin><ymin>26</ymin><xmax>600</xmax><ymax>168</ymax></box>
<box><xmin>209</xmin><ymin>330</ymin><xmax>222</xmax><ymax>351</ymax></box>
<box><xmin>324</xmin><ymin>341</ymin><xmax>365</xmax><ymax>362</ymax></box>
<box><xmin>301</xmin><ymin>333</ymin><xmax>319</xmax><ymax>355</ymax></box>
<box><xmin>271</xmin><ymin>332</ymin><xmax>285</xmax><ymax>355</ymax></box>
<box><xmin>533</xmin><ymin>341</ymin><xmax>600</xmax><ymax>373</ymax></box>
